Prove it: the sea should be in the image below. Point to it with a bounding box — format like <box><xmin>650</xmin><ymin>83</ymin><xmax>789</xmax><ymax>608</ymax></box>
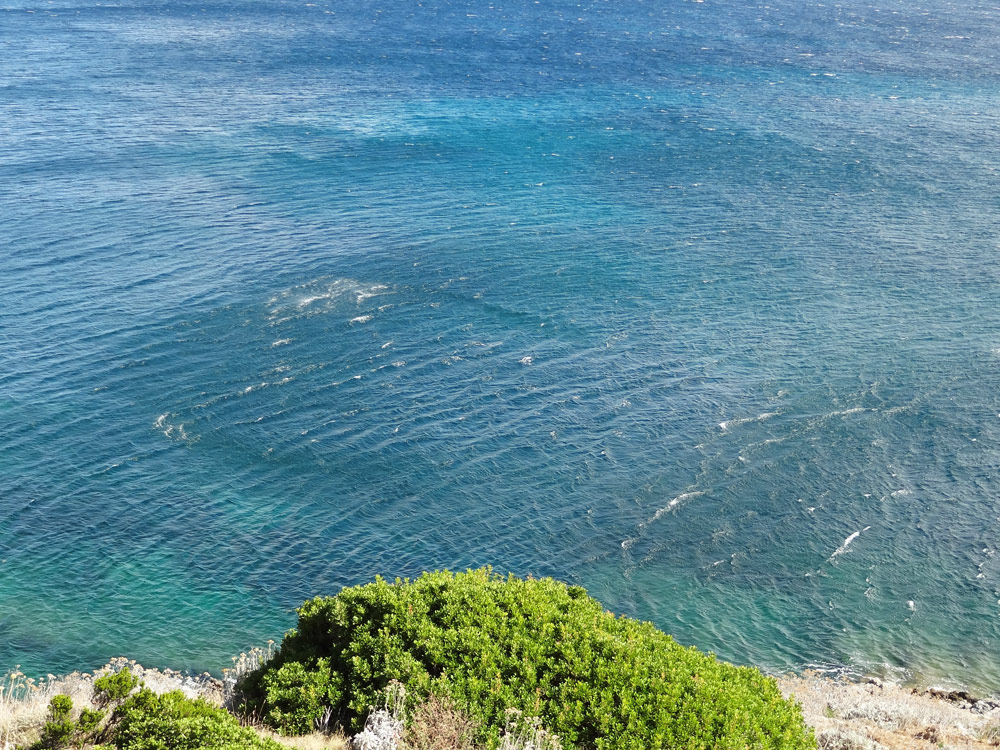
<box><xmin>3</xmin><ymin>0</ymin><xmax>1000</xmax><ymax>694</ymax></box>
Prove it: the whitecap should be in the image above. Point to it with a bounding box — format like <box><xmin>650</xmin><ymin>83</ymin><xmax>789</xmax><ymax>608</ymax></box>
<box><xmin>297</xmin><ymin>294</ymin><xmax>324</xmax><ymax>308</ymax></box>
<box><xmin>828</xmin><ymin>526</ymin><xmax>872</xmax><ymax>561</ymax></box>
<box><xmin>718</xmin><ymin>411</ymin><xmax>778</xmax><ymax>431</ymax></box>
<box><xmin>645</xmin><ymin>491</ymin><xmax>704</xmax><ymax>525</ymax></box>
<box><xmin>153</xmin><ymin>413</ymin><xmax>194</xmax><ymax>443</ymax></box>
<box><xmin>620</xmin><ymin>491</ymin><xmax>705</xmax><ymax>550</ymax></box>
<box><xmin>268</xmin><ymin>278</ymin><xmax>391</xmax><ymax>321</ymax></box>
<box><xmin>350</xmin><ymin>315</ymin><xmax>372</xmax><ymax>324</ymax></box>
<box><xmin>271</xmin><ymin>338</ymin><xmax>291</xmax><ymax>347</ymax></box>
<box><xmin>356</xmin><ymin>285</ymin><xmax>388</xmax><ymax>303</ymax></box>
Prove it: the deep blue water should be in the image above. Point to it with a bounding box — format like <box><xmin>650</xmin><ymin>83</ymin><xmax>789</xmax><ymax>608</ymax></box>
<box><xmin>3</xmin><ymin>0</ymin><xmax>1000</xmax><ymax>693</ymax></box>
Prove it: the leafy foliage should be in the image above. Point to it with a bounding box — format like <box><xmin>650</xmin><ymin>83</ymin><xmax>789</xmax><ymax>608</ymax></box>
<box><xmin>75</xmin><ymin>708</ymin><xmax>105</xmax><ymax>736</ymax></box>
<box><xmin>29</xmin><ymin>694</ymin><xmax>104</xmax><ymax>750</ymax></box>
<box><xmin>108</xmin><ymin>688</ymin><xmax>285</xmax><ymax>750</ymax></box>
<box><xmin>93</xmin><ymin>669</ymin><xmax>140</xmax><ymax>708</ymax></box>
<box><xmin>240</xmin><ymin>568</ymin><xmax>816</xmax><ymax>749</ymax></box>
<box><xmin>33</xmin><ymin>695</ymin><xmax>75</xmax><ymax>749</ymax></box>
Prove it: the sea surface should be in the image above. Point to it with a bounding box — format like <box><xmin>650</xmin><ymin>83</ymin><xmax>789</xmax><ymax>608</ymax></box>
<box><xmin>3</xmin><ymin>0</ymin><xmax>1000</xmax><ymax>693</ymax></box>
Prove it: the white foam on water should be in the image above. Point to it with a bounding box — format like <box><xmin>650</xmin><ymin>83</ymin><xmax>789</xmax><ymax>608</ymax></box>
<box><xmin>641</xmin><ymin>491</ymin><xmax>705</xmax><ymax>530</ymax></box>
<box><xmin>267</xmin><ymin>278</ymin><xmax>392</xmax><ymax>323</ymax></box>
<box><xmin>519</xmin><ymin>355</ymin><xmax>533</xmax><ymax>365</ymax></box>
<box><xmin>152</xmin><ymin>413</ymin><xmax>192</xmax><ymax>442</ymax></box>
<box><xmin>356</xmin><ymin>285</ymin><xmax>388</xmax><ymax>303</ymax></box>
<box><xmin>350</xmin><ymin>315</ymin><xmax>372</xmax><ymax>324</ymax></box>
<box><xmin>718</xmin><ymin>411</ymin><xmax>778</xmax><ymax>431</ymax></box>
<box><xmin>621</xmin><ymin>491</ymin><xmax>704</xmax><ymax>551</ymax></box>
<box><xmin>828</xmin><ymin>526</ymin><xmax>872</xmax><ymax>561</ymax></box>
<box><xmin>271</xmin><ymin>338</ymin><xmax>291</xmax><ymax>347</ymax></box>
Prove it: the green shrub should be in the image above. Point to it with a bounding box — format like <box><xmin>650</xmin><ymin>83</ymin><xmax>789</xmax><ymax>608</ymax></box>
<box><xmin>109</xmin><ymin>688</ymin><xmax>285</xmax><ymax>750</ymax></box>
<box><xmin>77</xmin><ymin>706</ymin><xmax>105</xmax><ymax>735</ymax></box>
<box><xmin>48</xmin><ymin>695</ymin><xmax>73</xmax><ymax>723</ymax></box>
<box><xmin>240</xmin><ymin>568</ymin><xmax>816</xmax><ymax>749</ymax></box>
<box><xmin>94</xmin><ymin>668</ymin><xmax>140</xmax><ymax>708</ymax></box>
<box><xmin>33</xmin><ymin>694</ymin><xmax>76</xmax><ymax>749</ymax></box>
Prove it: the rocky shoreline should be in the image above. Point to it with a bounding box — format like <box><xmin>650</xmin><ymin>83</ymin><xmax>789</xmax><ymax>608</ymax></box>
<box><xmin>779</xmin><ymin>672</ymin><xmax>1000</xmax><ymax>749</ymax></box>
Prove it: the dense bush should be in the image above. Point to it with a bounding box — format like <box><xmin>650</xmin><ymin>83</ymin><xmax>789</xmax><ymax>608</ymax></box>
<box><xmin>110</xmin><ymin>688</ymin><xmax>284</xmax><ymax>750</ymax></box>
<box><xmin>240</xmin><ymin>568</ymin><xmax>816</xmax><ymax>749</ymax></box>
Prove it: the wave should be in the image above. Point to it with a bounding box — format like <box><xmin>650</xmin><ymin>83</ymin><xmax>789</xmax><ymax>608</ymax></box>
<box><xmin>718</xmin><ymin>412</ymin><xmax>778</xmax><ymax>431</ymax></box>
<box><xmin>266</xmin><ymin>278</ymin><xmax>391</xmax><ymax>325</ymax></box>
<box><xmin>152</xmin><ymin>412</ymin><xmax>193</xmax><ymax>443</ymax></box>
<box><xmin>620</xmin><ymin>491</ymin><xmax>705</xmax><ymax>550</ymax></box>
<box><xmin>827</xmin><ymin>526</ymin><xmax>872</xmax><ymax>562</ymax></box>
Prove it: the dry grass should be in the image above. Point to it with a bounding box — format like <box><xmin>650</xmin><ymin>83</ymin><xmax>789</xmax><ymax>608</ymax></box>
<box><xmin>343</xmin><ymin>682</ymin><xmax>562</xmax><ymax>750</ymax></box>
<box><xmin>0</xmin><ymin>656</ymin><xmax>347</xmax><ymax>750</ymax></box>
<box><xmin>254</xmin><ymin>727</ymin><xmax>349</xmax><ymax>750</ymax></box>
<box><xmin>0</xmin><ymin>668</ymin><xmax>97</xmax><ymax>749</ymax></box>
<box><xmin>780</xmin><ymin>672</ymin><xmax>1000</xmax><ymax>750</ymax></box>
<box><xmin>402</xmin><ymin>694</ymin><xmax>477</xmax><ymax>750</ymax></box>
<box><xmin>222</xmin><ymin>640</ymin><xmax>276</xmax><ymax>709</ymax></box>
<box><xmin>0</xmin><ymin>658</ymin><xmax>224</xmax><ymax>749</ymax></box>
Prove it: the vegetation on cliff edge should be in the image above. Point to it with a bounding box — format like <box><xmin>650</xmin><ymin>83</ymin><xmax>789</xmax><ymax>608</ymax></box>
<box><xmin>239</xmin><ymin>568</ymin><xmax>816</xmax><ymax>750</ymax></box>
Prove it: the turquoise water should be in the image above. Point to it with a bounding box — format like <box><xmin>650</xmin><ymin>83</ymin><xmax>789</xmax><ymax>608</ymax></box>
<box><xmin>3</xmin><ymin>0</ymin><xmax>1000</xmax><ymax>693</ymax></box>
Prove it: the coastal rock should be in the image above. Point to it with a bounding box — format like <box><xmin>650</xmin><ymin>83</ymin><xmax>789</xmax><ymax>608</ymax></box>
<box><xmin>924</xmin><ymin>688</ymin><xmax>1000</xmax><ymax>715</ymax></box>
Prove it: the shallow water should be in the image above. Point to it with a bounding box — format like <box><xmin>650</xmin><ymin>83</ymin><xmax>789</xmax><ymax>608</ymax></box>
<box><xmin>3</xmin><ymin>0</ymin><xmax>1000</xmax><ymax>693</ymax></box>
